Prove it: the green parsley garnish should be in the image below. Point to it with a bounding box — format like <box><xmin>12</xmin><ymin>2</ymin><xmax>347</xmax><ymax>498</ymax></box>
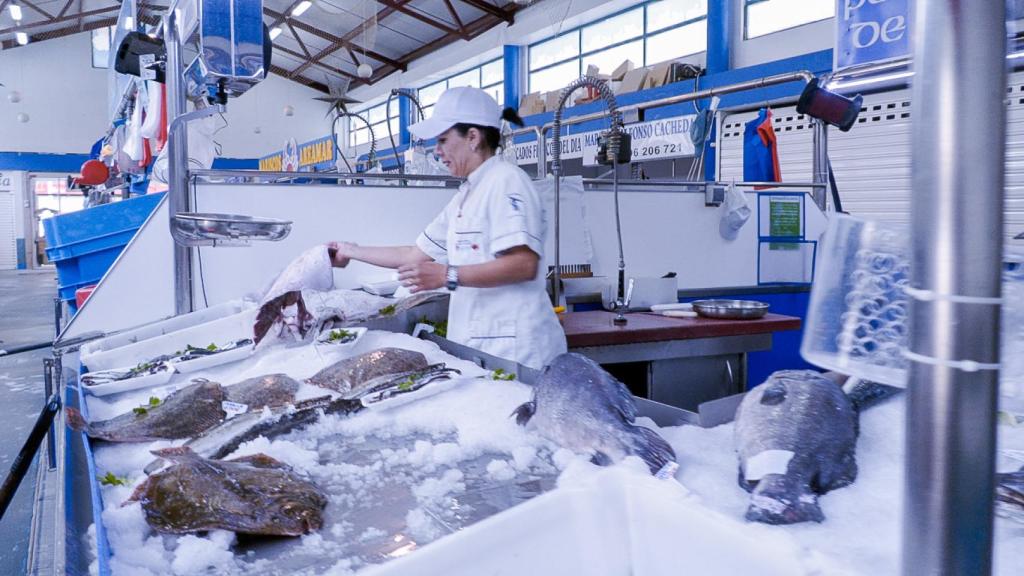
<box><xmin>418</xmin><ymin>317</ymin><xmax>448</xmax><ymax>338</ymax></box>
<box><xmin>491</xmin><ymin>369</ymin><xmax>516</xmax><ymax>381</ymax></box>
<box><xmin>98</xmin><ymin>472</ymin><xmax>127</xmax><ymax>486</ymax></box>
<box><xmin>327</xmin><ymin>329</ymin><xmax>354</xmax><ymax>342</ymax></box>
<box><xmin>378</xmin><ymin>304</ymin><xmax>397</xmax><ymax>317</ymax></box>
<box><xmin>397</xmin><ymin>376</ymin><xmax>416</xmax><ymax>391</ymax></box>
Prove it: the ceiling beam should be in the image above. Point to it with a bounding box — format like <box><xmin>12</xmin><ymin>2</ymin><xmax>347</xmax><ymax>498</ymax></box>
<box><xmin>379</xmin><ymin>1</ymin><xmax>459</xmax><ymax>37</ymax></box>
<box><xmin>1</xmin><ymin>14</ymin><xmax>114</xmax><ymax>49</ymax></box>
<box><xmin>0</xmin><ymin>3</ymin><xmax>118</xmax><ymax>35</ymax></box>
<box><xmin>20</xmin><ymin>0</ymin><xmax>53</xmax><ymax>20</ymax></box>
<box><xmin>274</xmin><ymin>43</ymin><xmax>360</xmax><ymax>82</ymax></box>
<box><xmin>457</xmin><ymin>0</ymin><xmax>514</xmax><ymax>24</ymax></box>
<box><xmin>55</xmin><ymin>0</ymin><xmax>74</xmax><ymax>19</ymax></box>
<box><xmin>0</xmin><ymin>1</ymin><xmax>11</xmax><ymax>17</ymax></box>
<box><xmin>263</xmin><ymin>6</ymin><xmax>406</xmax><ymax>72</ymax></box>
<box><xmin>270</xmin><ymin>63</ymin><xmax>328</xmax><ymax>94</ymax></box>
<box><xmin>442</xmin><ymin>0</ymin><xmax>468</xmax><ymax>39</ymax></box>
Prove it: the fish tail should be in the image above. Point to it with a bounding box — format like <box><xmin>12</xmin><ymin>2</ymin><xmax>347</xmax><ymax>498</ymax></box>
<box><xmin>511</xmin><ymin>401</ymin><xmax>535</xmax><ymax>426</ymax></box>
<box><xmin>629</xmin><ymin>426</ymin><xmax>676</xmax><ymax>475</ymax></box>
<box><xmin>65</xmin><ymin>407</ymin><xmax>89</xmax><ymax>433</ymax></box>
<box><xmin>745</xmin><ymin>476</ymin><xmax>824</xmax><ymax>525</ymax></box>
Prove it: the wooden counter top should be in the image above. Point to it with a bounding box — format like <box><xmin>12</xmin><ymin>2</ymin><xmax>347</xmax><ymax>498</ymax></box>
<box><xmin>561</xmin><ymin>310</ymin><xmax>802</xmax><ymax>348</ymax></box>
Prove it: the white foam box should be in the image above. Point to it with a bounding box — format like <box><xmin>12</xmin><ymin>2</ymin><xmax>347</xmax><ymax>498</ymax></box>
<box><xmin>359</xmin><ymin>467</ymin><xmax>835</xmax><ymax>576</ymax></box>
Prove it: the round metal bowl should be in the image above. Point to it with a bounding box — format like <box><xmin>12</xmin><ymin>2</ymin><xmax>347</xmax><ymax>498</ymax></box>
<box><xmin>171</xmin><ymin>213</ymin><xmax>292</xmax><ymax>247</ymax></box>
<box><xmin>691</xmin><ymin>299</ymin><xmax>769</xmax><ymax>320</ymax></box>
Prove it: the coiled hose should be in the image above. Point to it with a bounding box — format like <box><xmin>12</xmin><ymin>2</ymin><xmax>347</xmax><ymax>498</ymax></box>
<box><xmin>387</xmin><ymin>89</ymin><xmax>426</xmax><ymax>175</ymax></box>
<box><xmin>332</xmin><ymin>112</ymin><xmax>376</xmax><ymax>173</ymax></box>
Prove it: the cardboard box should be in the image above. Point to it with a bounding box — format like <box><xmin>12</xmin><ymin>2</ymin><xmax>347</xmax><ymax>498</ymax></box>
<box><xmin>611</xmin><ymin>59</ymin><xmax>635</xmax><ymax>81</ymax></box>
<box><xmin>643</xmin><ymin>62</ymin><xmax>673</xmax><ymax>89</ymax></box>
<box><xmin>544</xmin><ymin>90</ymin><xmax>561</xmax><ymax>112</ymax></box>
<box><xmin>518</xmin><ymin>92</ymin><xmax>545</xmax><ymax>116</ymax></box>
<box><xmin>616</xmin><ymin>67</ymin><xmax>648</xmax><ymax>95</ymax></box>
<box><xmin>586</xmin><ymin>64</ymin><xmax>601</xmax><ymax>77</ymax></box>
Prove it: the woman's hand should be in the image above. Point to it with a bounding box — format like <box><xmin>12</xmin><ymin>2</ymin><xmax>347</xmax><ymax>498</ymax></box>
<box><xmin>327</xmin><ymin>241</ymin><xmax>356</xmax><ymax>268</ymax></box>
<box><xmin>398</xmin><ymin>261</ymin><xmax>446</xmax><ymax>293</ymax></box>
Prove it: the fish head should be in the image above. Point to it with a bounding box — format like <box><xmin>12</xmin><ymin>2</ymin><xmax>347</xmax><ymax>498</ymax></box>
<box><xmin>271</xmin><ymin>493</ymin><xmax>328</xmax><ymax>535</ymax></box>
<box><xmin>745</xmin><ymin>474</ymin><xmax>824</xmax><ymax>525</ymax></box>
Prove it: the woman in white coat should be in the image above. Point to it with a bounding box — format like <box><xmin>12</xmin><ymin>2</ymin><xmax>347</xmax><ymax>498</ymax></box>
<box><xmin>329</xmin><ymin>87</ymin><xmax>567</xmax><ymax>370</ymax></box>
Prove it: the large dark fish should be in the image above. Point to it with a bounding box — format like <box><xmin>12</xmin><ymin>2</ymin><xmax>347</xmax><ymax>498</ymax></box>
<box><xmin>224</xmin><ymin>373</ymin><xmax>301</xmax><ymax>409</ymax></box>
<box><xmin>511</xmin><ymin>353</ymin><xmax>676</xmax><ymax>475</ymax></box>
<box><xmin>127</xmin><ymin>446</ymin><xmax>327</xmax><ymax>536</ymax></box>
<box><xmin>306</xmin><ymin>347</ymin><xmax>428</xmax><ymax>393</ymax></box>
<box><xmin>734</xmin><ymin>370</ymin><xmax>858</xmax><ymax>525</ymax></box>
<box><xmin>66</xmin><ymin>380</ymin><xmax>226</xmax><ymax>442</ymax></box>
<box><xmin>996</xmin><ymin>465</ymin><xmax>1024</xmax><ymax>520</ymax></box>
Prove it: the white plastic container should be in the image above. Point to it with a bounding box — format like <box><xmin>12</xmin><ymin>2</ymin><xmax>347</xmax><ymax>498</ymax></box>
<box><xmin>802</xmin><ymin>215</ymin><xmax>1024</xmax><ymax>412</ymax></box>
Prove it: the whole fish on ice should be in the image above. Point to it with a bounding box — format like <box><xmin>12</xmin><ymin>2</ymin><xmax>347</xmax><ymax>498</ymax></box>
<box><xmin>254</xmin><ymin>245</ymin><xmax>334</xmax><ymax>345</ymax></box>
<box><xmin>734</xmin><ymin>370</ymin><xmax>858</xmax><ymax>525</ymax></box>
<box><xmin>996</xmin><ymin>465</ymin><xmax>1024</xmax><ymax>522</ymax></box>
<box><xmin>306</xmin><ymin>347</ymin><xmax>429</xmax><ymax>393</ymax></box>
<box><xmin>128</xmin><ymin>446</ymin><xmax>327</xmax><ymax>536</ymax></box>
<box><xmin>223</xmin><ymin>373</ymin><xmax>301</xmax><ymax>409</ymax></box>
<box><xmin>66</xmin><ymin>380</ymin><xmax>226</xmax><ymax>442</ymax></box>
<box><xmin>512</xmin><ymin>353</ymin><xmax>676</xmax><ymax>475</ymax></box>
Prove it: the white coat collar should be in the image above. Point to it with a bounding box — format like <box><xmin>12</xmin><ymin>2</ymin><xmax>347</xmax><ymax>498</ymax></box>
<box><xmin>465</xmin><ymin>155</ymin><xmax>500</xmax><ymax>189</ymax></box>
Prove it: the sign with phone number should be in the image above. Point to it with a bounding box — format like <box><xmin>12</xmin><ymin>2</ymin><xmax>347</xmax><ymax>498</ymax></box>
<box><xmin>510</xmin><ymin>114</ymin><xmax>697</xmax><ymax>167</ymax></box>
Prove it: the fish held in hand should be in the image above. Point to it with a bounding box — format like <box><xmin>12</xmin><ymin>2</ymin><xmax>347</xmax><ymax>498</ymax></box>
<box><xmin>66</xmin><ymin>380</ymin><xmax>227</xmax><ymax>442</ymax></box>
<box><xmin>734</xmin><ymin>370</ymin><xmax>858</xmax><ymax>525</ymax></box>
<box><xmin>254</xmin><ymin>245</ymin><xmax>334</xmax><ymax>345</ymax></box>
<box><xmin>128</xmin><ymin>446</ymin><xmax>327</xmax><ymax>536</ymax></box>
<box><xmin>306</xmin><ymin>347</ymin><xmax>429</xmax><ymax>393</ymax></box>
<box><xmin>511</xmin><ymin>353</ymin><xmax>676</xmax><ymax>475</ymax></box>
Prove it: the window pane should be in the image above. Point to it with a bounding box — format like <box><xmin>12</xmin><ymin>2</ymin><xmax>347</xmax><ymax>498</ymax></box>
<box><xmin>481</xmin><ymin>59</ymin><xmax>504</xmax><ymax>86</ymax></box>
<box><xmin>388</xmin><ymin>99</ymin><xmax>400</xmax><ymax>119</ymax></box>
<box><xmin>366</xmin><ymin>103</ymin><xmax>386</xmax><ymax>123</ymax></box>
<box><xmin>485</xmin><ymin>82</ymin><xmax>504</xmax><ymax>106</ymax></box>
<box><xmin>419</xmin><ymin>81</ymin><xmax>446</xmax><ymax>107</ymax></box>
<box><xmin>422</xmin><ymin>104</ymin><xmax>435</xmax><ymax>118</ymax></box>
<box><xmin>448</xmin><ymin>68</ymin><xmax>480</xmax><ymax>89</ymax></box>
<box><xmin>530</xmin><ymin>31</ymin><xmax>579</xmax><ymax>70</ymax></box>
<box><xmin>746</xmin><ymin>0</ymin><xmax>834</xmax><ymax>39</ymax></box>
<box><xmin>91</xmin><ymin>26</ymin><xmax>113</xmax><ymax>68</ymax></box>
<box><xmin>647</xmin><ymin>0</ymin><xmax>708</xmax><ymax>33</ymax></box>
<box><xmin>530</xmin><ymin>59</ymin><xmax>579</xmax><ymax>94</ymax></box>
<box><xmin>646</xmin><ymin>19</ymin><xmax>707</xmax><ymax>63</ymax></box>
<box><xmin>581</xmin><ymin>7</ymin><xmax>643</xmax><ymax>53</ymax></box>
<box><xmin>581</xmin><ymin>40</ymin><xmax>643</xmax><ymax>76</ymax></box>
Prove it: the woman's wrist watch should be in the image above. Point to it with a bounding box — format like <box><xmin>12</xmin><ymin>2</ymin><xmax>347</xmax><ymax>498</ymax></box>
<box><xmin>446</xmin><ymin>265</ymin><xmax>459</xmax><ymax>291</ymax></box>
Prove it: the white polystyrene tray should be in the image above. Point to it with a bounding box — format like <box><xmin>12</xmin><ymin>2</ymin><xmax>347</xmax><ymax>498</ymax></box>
<box><xmin>80</xmin><ymin>365</ymin><xmax>175</xmax><ymax>397</ymax></box>
<box><xmin>172</xmin><ymin>344</ymin><xmax>255</xmax><ymax>374</ymax></box>
<box><xmin>359</xmin><ymin>466</ymin><xmax>840</xmax><ymax>576</ymax></box>
<box><xmin>82</xmin><ymin>305</ymin><xmax>257</xmax><ymax>373</ymax></box>
<box><xmin>313</xmin><ymin>326</ymin><xmax>368</xmax><ymax>349</ymax></box>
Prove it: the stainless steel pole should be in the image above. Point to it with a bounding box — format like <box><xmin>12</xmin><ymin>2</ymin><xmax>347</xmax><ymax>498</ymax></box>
<box><xmin>903</xmin><ymin>1</ymin><xmax>1005</xmax><ymax>575</ymax></box>
<box><xmin>811</xmin><ymin>119</ymin><xmax>829</xmax><ymax>211</ymax></box>
<box><xmin>165</xmin><ymin>10</ymin><xmax>193</xmax><ymax>315</ymax></box>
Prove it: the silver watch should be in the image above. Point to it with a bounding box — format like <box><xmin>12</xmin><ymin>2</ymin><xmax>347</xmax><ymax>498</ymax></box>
<box><xmin>446</xmin><ymin>265</ymin><xmax>459</xmax><ymax>291</ymax></box>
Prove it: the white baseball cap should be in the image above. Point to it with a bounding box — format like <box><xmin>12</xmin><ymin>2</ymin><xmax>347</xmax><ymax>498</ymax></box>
<box><xmin>408</xmin><ymin>86</ymin><xmax>502</xmax><ymax>140</ymax></box>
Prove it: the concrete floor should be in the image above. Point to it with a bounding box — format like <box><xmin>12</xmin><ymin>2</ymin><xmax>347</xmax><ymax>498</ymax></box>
<box><xmin>0</xmin><ymin>269</ymin><xmax>57</xmax><ymax>575</ymax></box>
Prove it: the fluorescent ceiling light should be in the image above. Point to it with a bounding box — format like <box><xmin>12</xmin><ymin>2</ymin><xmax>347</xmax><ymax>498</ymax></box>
<box><xmin>291</xmin><ymin>1</ymin><xmax>312</xmax><ymax>17</ymax></box>
<box><xmin>16</xmin><ymin>32</ymin><xmax>28</xmax><ymax>45</ymax></box>
<box><xmin>124</xmin><ymin>16</ymin><xmax>135</xmax><ymax>30</ymax></box>
<box><xmin>828</xmin><ymin>71</ymin><xmax>914</xmax><ymax>91</ymax></box>
<box><xmin>269</xmin><ymin>26</ymin><xmax>283</xmax><ymax>41</ymax></box>
<box><xmin>9</xmin><ymin>4</ymin><xmax>22</xmax><ymax>21</ymax></box>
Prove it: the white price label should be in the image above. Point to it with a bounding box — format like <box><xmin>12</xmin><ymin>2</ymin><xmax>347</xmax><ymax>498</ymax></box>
<box><xmin>139</xmin><ymin>54</ymin><xmax>156</xmax><ymax>80</ymax></box>
<box><xmin>222</xmin><ymin>400</ymin><xmax>249</xmax><ymax>418</ymax></box>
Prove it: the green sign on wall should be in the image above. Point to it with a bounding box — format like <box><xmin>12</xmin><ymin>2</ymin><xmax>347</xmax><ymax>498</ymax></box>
<box><xmin>769</xmin><ymin>197</ymin><xmax>801</xmax><ymax>250</ymax></box>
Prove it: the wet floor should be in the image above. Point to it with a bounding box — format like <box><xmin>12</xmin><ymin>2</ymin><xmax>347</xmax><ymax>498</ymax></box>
<box><xmin>0</xmin><ymin>269</ymin><xmax>57</xmax><ymax>575</ymax></box>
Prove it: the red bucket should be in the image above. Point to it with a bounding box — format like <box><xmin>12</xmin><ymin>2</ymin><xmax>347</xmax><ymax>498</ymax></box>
<box><xmin>75</xmin><ymin>284</ymin><xmax>97</xmax><ymax>309</ymax></box>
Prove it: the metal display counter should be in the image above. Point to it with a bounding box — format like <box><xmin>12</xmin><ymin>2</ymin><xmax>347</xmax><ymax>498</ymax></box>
<box><xmin>561</xmin><ymin>310</ymin><xmax>801</xmax><ymax>410</ymax></box>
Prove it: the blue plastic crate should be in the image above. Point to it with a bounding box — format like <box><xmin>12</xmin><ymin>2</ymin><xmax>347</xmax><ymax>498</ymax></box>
<box><xmin>42</xmin><ymin>192</ymin><xmax>163</xmax><ymax>249</ymax></box>
<box><xmin>43</xmin><ymin>193</ymin><xmax>164</xmax><ymax>310</ymax></box>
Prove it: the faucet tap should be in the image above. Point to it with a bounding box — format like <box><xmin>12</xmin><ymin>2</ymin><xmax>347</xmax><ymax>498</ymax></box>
<box><xmin>613</xmin><ymin>278</ymin><xmax>635</xmax><ymax>325</ymax></box>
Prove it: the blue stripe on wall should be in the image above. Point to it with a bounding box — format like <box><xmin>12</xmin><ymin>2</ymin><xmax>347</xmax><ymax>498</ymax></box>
<box><xmin>16</xmin><ymin>238</ymin><xmax>25</xmax><ymax>270</ymax></box>
<box><xmin>0</xmin><ymin>152</ymin><xmax>258</xmax><ymax>172</ymax></box>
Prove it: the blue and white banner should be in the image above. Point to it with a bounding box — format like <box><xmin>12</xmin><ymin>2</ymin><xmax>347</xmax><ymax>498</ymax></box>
<box><xmin>835</xmin><ymin>0</ymin><xmax>911</xmax><ymax>71</ymax></box>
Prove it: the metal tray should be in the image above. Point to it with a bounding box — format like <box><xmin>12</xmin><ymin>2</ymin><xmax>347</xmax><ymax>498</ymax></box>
<box><xmin>691</xmin><ymin>299</ymin><xmax>769</xmax><ymax>320</ymax></box>
<box><xmin>171</xmin><ymin>212</ymin><xmax>292</xmax><ymax>247</ymax></box>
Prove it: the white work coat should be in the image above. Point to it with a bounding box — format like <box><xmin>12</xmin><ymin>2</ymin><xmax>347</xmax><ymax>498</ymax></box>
<box><xmin>416</xmin><ymin>156</ymin><xmax>567</xmax><ymax>370</ymax></box>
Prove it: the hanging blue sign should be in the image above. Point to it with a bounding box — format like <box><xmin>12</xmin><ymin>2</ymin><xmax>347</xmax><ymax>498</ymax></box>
<box><xmin>835</xmin><ymin>0</ymin><xmax>911</xmax><ymax>71</ymax></box>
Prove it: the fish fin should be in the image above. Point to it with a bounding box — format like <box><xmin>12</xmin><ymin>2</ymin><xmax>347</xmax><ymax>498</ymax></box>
<box><xmin>149</xmin><ymin>446</ymin><xmax>202</xmax><ymax>463</ymax></box>
<box><xmin>591</xmin><ymin>451</ymin><xmax>613</xmax><ymax>466</ymax></box>
<box><xmin>630</xmin><ymin>426</ymin><xmax>677</xmax><ymax>475</ymax></box>
<box><xmin>124</xmin><ymin>478</ymin><xmax>151</xmax><ymax>504</ymax></box>
<box><xmin>510</xmin><ymin>401</ymin><xmax>535</xmax><ymax>426</ymax></box>
<box><xmin>745</xmin><ymin>476</ymin><xmax>824</xmax><ymax>525</ymax></box>
<box><xmin>65</xmin><ymin>407</ymin><xmax>89</xmax><ymax>432</ymax></box>
<box><xmin>760</xmin><ymin>380</ymin><xmax>788</xmax><ymax>406</ymax></box>
<box><xmin>228</xmin><ymin>453</ymin><xmax>288</xmax><ymax>469</ymax></box>
<box><xmin>815</xmin><ymin>451</ymin><xmax>858</xmax><ymax>493</ymax></box>
<box><xmin>844</xmin><ymin>377</ymin><xmax>902</xmax><ymax>413</ymax></box>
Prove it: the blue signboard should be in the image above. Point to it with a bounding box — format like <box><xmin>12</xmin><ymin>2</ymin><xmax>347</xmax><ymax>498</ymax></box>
<box><xmin>835</xmin><ymin>0</ymin><xmax>911</xmax><ymax>71</ymax></box>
